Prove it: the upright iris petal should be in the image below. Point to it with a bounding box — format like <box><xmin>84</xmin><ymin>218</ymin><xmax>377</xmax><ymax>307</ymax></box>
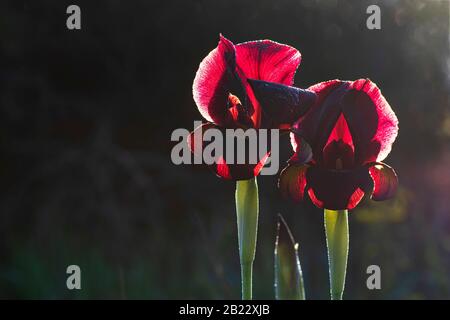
<box><xmin>193</xmin><ymin>35</ymin><xmax>302</xmax><ymax>129</ymax></box>
<box><xmin>234</xmin><ymin>40</ymin><xmax>302</xmax><ymax>127</ymax></box>
<box><xmin>190</xmin><ymin>35</ymin><xmax>315</xmax><ymax>180</ymax></box>
<box><xmin>279</xmin><ymin>79</ymin><xmax>399</xmax><ymax>210</ymax></box>
<box><xmin>193</xmin><ymin>35</ymin><xmax>243</xmax><ymax>127</ymax></box>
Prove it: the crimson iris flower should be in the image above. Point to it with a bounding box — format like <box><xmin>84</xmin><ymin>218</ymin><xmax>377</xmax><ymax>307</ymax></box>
<box><xmin>279</xmin><ymin>79</ymin><xmax>399</xmax><ymax>210</ymax></box>
<box><xmin>189</xmin><ymin>35</ymin><xmax>316</xmax><ymax>180</ymax></box>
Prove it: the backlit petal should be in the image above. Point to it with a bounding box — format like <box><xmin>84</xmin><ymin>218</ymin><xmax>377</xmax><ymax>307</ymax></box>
<box><xmin>236</xmin><ymin>40</ymin><xmax>301</xmax><ymax>127</ymax></box>
<box><xmin>322</xmin><ymin>114</ymin><xmax>355</xmax><ymax>169</ymax></box>
<box><xmin>306</xmin><ymin>166</ymin><xmax>372</xmax><ymax>210</ymax></box>
<box><xmin>292</xmin><ymin>79</ymin><xmax>398</xmax><ymax>165</ymax></box>
<box><xmin>248</xmin><ymin>79</ymin><xmax>316</xmax><ymax>128</ymax></box>
<box><xmin>343</xmin><ymin>79</ymin><xmax>399</xmax><ymax>163</ymax></box>
<box><xmin>193</xmin><ymin>35</ymin><xmax>245</xmax><ymax>126</ymax></box>
<box><xmin>292</xmin><ymin>80</ymin><xmax>350</xmax><ymax>163</ymax></box>
<box><xmin>368</xmin><ymin>162</ymin><xmax>398</xmax><ymax>201</ymax></box>
<box><xmin>212</xmin><ymin>154</ymin><xmax>270</xmax><ymax>181</ymax></box>
<box><xmin>235</xmin><ymin>40</ymin><xmax>301</xmax><ymax>85</ymax></box>
<box><xmin>278</xmin><ymin>164</ymin><xmax>309</xmax><ymax>202</ymax></box>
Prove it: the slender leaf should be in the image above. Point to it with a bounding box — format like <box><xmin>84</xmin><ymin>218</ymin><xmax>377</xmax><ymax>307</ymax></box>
<box><xmin>274</xmin><ymin>214</ymin><xmax>305</xmax><ymax>300</ymax></box>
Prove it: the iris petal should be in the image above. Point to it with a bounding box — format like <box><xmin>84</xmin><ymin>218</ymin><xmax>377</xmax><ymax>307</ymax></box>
<box><xmin>343</xmin><ymin>79</ymin><xmax>399</xmax><ymax>163</ymax></box>
<box><xmin>193</xmin><ymin>35</ymin><xmax>245</xmax><ymax>126</ymax></box>
<box><xmin>292</xmin><ymin>80</ymin><xmax>350</xmax><ymax>163</ymax></box>
<box><xmin>248</xmin><ymin>79</ymin><xmax>316</xmax><ymax>128</ymax></box>
<box><xmin>322</xmin><ymin>114</ymin><xmax>355</xmax><ymax>169</ymax></box>
<box><xmin>212</xmin><ymin>154</ymin><xmax>270</xmax><ymax>181</ymax></box>
<box><xmin>291</xmin><ymin>79</ymin><xmax>398</xmax><ymax>165</ymax></box>
<box><xmin>235</xmin><ymin>40</ymin><xmax>301</xmax><ymax>86</ymax></box>
<box><xmin>305</xmin><ymin>166</ymin><xmax>372</xmax><ymax>210</ymax></box>
<box><xmin>193</xmin><ymin>36</ymin><xmax>302</xmax><ymax>129</ymax></box>
<box><xmin>278</xmin><ymin>164</ymin><xmax>309</xmax><ymax>202</ymax></box>
<box><xmin>235</xmin><ymin>40</ymin><xmax>301</xmax><ymax>127</ymax></box>
<box><xmin>324</xmin><ymin>113</ymin><xmax>354</xmax><ymax>150</ymax></box>
<box><xmin>368</xmin><ymin>162</ymin><xmax>398</xmax><ymax>201</ymax></box>
<box><xmin>288</xmin><ymin>134</ymin><xmax>313</xmax><ymax>165</ymax></box>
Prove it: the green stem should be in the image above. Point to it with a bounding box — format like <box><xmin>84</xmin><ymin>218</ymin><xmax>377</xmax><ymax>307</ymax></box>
<box><xmin>324</xmin><ymin>209</ymin><xmax>349</xmax><ymax>300</ymax></box>
<box><xmin>241</xmin><ymin>263</ymin><xmax>253</xmax><ymax>300</ymax></box>
<box><xmin>235</xmin><ymin>177</ymin><xmax>259</xmax><ymax>300</ymax></box>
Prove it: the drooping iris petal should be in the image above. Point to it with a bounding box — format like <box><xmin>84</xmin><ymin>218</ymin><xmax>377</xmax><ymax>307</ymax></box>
<box><xmin>188</xmin><ymin>123</ymin><xmax>271</xmax><ymax>181</ymax></box>
<box><xmin>306</xmin><ymin>166</ymin><xmax>373</xmax><ymax>210</ymax></box>
<box><xmin>247</xmin><ymin>79</ymin><xmax>316</xmax><ymax>128</ymax></box>
<box><xmin>193</xmin><ymin>35</ymin><xmax>245</xmax><ymax>126</ymax></box>
<box><xmin>343</xmin><ymin>79</ymin><xmax>399</xmax><ymax>163</ymax></box>
<box><xmin>368</xmin><ymin>162</ymin><xmax>398</xmax><ymax>201</ymax></box>
<box><xmin>235</xmin><ymin>40</ymin><xmax>301</xmax><ymax>127</ymax></box>
<box><xmin>278</xmin><ymin>164</ymin><xmax>309</xmax><ymax>202</ymax></box>
<box><xmin>212</xmin><ymin>153</ymin><xmax>270</xmax><ymax>180</ymax></box>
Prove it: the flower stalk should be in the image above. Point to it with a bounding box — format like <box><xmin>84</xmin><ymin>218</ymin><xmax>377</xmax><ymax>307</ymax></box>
<box><xmin>235</xmin><ymin>177</ymin><xmax>259</xmax><ymax>300</ymax></box>
<box><xmin>324</xmin><ymin>209</ymin><xmax>349</xmax><ymax>300</ymax></box>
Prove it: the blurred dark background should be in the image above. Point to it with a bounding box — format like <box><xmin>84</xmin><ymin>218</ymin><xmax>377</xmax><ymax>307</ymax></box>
<box><xmin>0</xmin><ymin>0</ymin><xmax>449</xmax><ymax>299</ymax></box>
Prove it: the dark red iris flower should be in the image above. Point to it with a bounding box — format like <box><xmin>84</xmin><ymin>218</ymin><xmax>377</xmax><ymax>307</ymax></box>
<box><xmin>279</xmin><ymin>79</ymin><xmax>399</xmax><ymax>210</ymax></box>
<box><xmin>189</xmin><ymin>35</ymin><xmax>316</xmax><ymax>180</ymax></box>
